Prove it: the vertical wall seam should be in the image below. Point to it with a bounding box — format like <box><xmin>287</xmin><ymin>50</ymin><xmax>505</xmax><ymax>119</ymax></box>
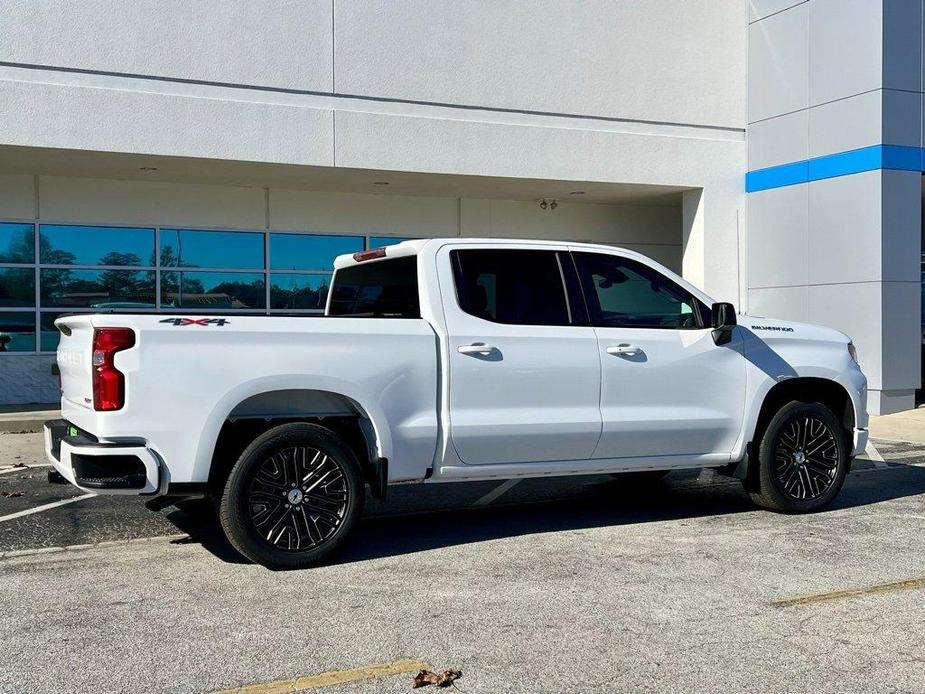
<box><xmin>33</xmin><ymin>174</ymin><xmax>40</xmax><ymax>354</ymax></box>
<box><xmin>331</xmin><ymin>0</ymin><xmax>336</xmax><ymax>94</ymax></box>
<box><xmin>803</xmin><ymin>4</ymin><xmax>815</xmax><ymax>294</ymax></box>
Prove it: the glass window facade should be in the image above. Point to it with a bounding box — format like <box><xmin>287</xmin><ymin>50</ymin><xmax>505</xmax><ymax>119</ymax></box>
<box><xmin>0</xmin><ymin>223</ymin><xmax>34</xmax><ymax>263</ymax></box>
<box><xmin>0</xmin><ymin>221</ymin><xmax>416</xmax><ymax>354</ymax></box>
<box><xmin>160</xmin><ymin>229</ymin><xmax>264</xmax><ymax>269</ymax></box>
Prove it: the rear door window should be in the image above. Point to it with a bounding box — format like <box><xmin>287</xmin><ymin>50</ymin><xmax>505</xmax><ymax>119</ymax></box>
<box><xmin>451</xmin><ymin>249</ymin><xmax>574</xmax><ymax>326</ymax></box>
<box><xmin>328</xmin><ymin>256</ymin><xmax>420</xmax><ymax>318</ymax></box>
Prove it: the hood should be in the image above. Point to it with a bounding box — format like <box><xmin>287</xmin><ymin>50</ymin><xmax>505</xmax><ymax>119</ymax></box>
<box><xmin>739</xmin><ymin>314</ymin><xmax>851</xmax><ymax>345</ymax></box>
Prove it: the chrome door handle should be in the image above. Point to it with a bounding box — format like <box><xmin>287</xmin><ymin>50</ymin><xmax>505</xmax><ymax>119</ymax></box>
<box><xmin>606</xmin><ymin>343</ymin><xmax>642</xmax><ymax>357</ymax></box>
<box><xmin>457</xmin><ymin>343</ymin><xmax>498</xmax><ymax>356</ymax></box>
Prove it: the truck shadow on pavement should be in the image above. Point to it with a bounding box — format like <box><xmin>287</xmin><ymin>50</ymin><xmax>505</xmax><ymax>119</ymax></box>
<box><xmin>163</xmin><ymin>463</ymin><xmax>925</xmax><ymax>569</ymax></box>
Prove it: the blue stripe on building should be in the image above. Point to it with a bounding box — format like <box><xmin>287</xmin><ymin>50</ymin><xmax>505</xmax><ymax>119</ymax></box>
<box><xmin>745</xmin><ymin>145</ymin><xmax>924</xmax><ymax>193</ymax></box>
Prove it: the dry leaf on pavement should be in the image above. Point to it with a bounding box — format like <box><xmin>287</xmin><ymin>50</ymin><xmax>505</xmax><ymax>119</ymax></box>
<box><xmin>413</xmin><ymin>669</ymin><xmax>462</xmax><ymax>688</ymax></box>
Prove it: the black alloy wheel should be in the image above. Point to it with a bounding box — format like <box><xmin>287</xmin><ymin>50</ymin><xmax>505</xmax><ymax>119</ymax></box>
<box><xmin>772</xmin><ymin>415</ymin><xmax>839</xmax><ymax>501</ymax></box>
<box><xmin>750</xmin><ymin>400</ymin><xmax>849</xmax><ymax>513</ymax></box>
<box><xmin>247</xmin><ymin>445</ymin><xmax>349</xmax><ymax>551</ymax></box>
<box><xmin>219</xmin><ymin>422</ymin><xmax>364</xmax><ymax>569</ymax></box>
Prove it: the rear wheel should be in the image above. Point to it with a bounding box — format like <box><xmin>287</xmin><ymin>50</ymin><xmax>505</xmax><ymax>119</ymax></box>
<box><xmin>750</xmin><ymin>401</ymin><xmax>848</xmax><ymax>513</ymax></box>
<box><xmin>218</xmin><ymin>422</ymin><xmax>364</xmax><ymax>569</ymax></box>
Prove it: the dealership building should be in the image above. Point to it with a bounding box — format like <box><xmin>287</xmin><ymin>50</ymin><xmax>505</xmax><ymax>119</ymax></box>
<box><xmin>0</xmin><ymin>0</ymin><xmax>921</xmax><ymax>413</ymax></box>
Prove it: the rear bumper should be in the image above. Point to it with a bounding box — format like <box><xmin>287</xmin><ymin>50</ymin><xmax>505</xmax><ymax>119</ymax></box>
<box><xmin>43</xmin><ymin>419</ymin><xmax>160</xmax><ymax>495</ymax></box>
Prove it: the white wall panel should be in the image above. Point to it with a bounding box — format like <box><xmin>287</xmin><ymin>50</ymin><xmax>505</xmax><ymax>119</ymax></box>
<box><xmin>879</xmin><ymin>281</ymin><xmax>922</xmax><ymax>390</ymax></box>
<box><xmin>747</xmin><ymin>285</ymin><xmax>809</xmax><ymax>322</ymax></box>
<box><xmin>0</xmin><ymin>0</ymin><xmax>334</xmax><ymax>92</ymax></box>
<box><xmin>269</xmin><ymin>190</ymin><xmax>459</xmax><ymax>236</ymax></box>
<box><xmin>747</xmin><ymin>185</ymin><xmax>808</xmax><ymax>289</ymax></box>
<box><xmin>0</xmin><ymin>174</ymin><xmax>34</xmax><ymax>220</ymax></box>
<box><xmin>807</xmin><ymin>172</ymin><xmax>883</xmax><ymax>286</ymax></box>
<box><xmin>883</xmin><ymin>90</ymin><xmax>922</xmax><ymax>147</ymax></box>
<box><xmin>808</xmin><ymin>91</ymin><xmax>882</xmax><ymax>159</ymax></box>
<box><xmin>747</xmin><ymin>0</ymin><xmax>807</xmax><ymax>23</ymax></box>
<box><xmin>747</xmin><ymin>3</ymin><xmax>809</xmax><ymax>122</ymax></box>
<box><xmin>483</xmin><ymin>200</ymin><xmax>680</xmax><ymax>246</ymax></box>
<box><xmin>809</xmin><ymin>0</ymin><xmax>882</xmax><ymax>106</ymax></box>
<box><xmin>882</xmin><ymin>0</ymin><xmax>923</xmax><ymax>93</ymax></box>
<box><xmin>748</xmin><ymin>109</ymin><xmax>808</xmax><ymax>170</ymax></box>
<box><xmin>335</xmin><ymin>0</ymin><xmax>746</xmax><ymax>128</ymax></box>
<box><xmin>880</xmin><ymin>170</ymin><xmax>922</xmax><ymax>283</ymax></box>
<box><xmin>39</xmin><ymin>177</ymin><xmax>267</xmax><ymax>229</ymax></box>
<box><xmin>0</xmin><ymin>80</ymin><xmax>334</xmax><ymax>168</ymax></box>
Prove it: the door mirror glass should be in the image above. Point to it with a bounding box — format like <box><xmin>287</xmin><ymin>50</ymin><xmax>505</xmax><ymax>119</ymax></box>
<box><xmin>711</xmin><ymin>302</ymin><xmax>737</xmax><ymax>345</ymax></box>
<box><xmin>711</xmin><ymin>302</ymin><xmax>736</xmax><ymax>329</ymax></box>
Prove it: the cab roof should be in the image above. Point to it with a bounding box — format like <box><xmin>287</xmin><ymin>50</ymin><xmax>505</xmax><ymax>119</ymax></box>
<box><xmin>332</xmin><ymin>237</ymin><xmax>641</xmax><ymax>270</ymax></box>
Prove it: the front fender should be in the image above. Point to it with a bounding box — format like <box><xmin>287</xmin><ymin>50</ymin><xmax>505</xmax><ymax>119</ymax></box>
<box><xmin>738</xmin><ymin>329</ymin><xmax>868</xmax><ymax>459</ymax></box>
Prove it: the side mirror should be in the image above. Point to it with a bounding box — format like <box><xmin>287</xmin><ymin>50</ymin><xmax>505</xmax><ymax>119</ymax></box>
<box><xmin>711</xmin><ymin>302</ymin><xmax>736</xmax><ymax>346</ymax></box>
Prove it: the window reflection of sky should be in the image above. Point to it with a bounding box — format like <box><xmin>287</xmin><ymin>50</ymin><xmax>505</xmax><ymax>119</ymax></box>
<box><xmin>161</xmin><ymin>229</ymin><xmax>264</xmax><ymax>269</ymax></box>
<box><xmin>40</xmin><ymin>225</ymin><xmax>155</xmax><ymax>266</ymax></box>
<box><xmin>270</xmin><ymin>234</ymin><xmax>363</xmax><ymax>271</ymax></box>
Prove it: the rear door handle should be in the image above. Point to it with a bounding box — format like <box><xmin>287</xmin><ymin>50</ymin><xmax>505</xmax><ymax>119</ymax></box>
<box><xmin>457</xmin><ymin>343</ymin><xmax>499</xmax><ymax>356</ymax></box>
<box><xmin>606</xmin><ymin>343</ymin><xmax>642</xmax><ymax>357</ymax></box>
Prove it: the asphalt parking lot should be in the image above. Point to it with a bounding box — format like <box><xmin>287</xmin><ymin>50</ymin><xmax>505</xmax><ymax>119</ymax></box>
<box><xmin>3</xmin><ymin>431</ymin><xmax>925</xmax><ymax>693</ymax></box>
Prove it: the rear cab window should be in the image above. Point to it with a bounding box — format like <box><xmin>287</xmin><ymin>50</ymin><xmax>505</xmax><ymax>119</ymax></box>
<box><xmin>328</xmin><ymin>255</ymin><xmax>420</xmax><ymax>318</ymax></box>
<box><xmin>450</xmin><ymin>248</ymin><xmax>583</xmax><ymax>326</ymax></box>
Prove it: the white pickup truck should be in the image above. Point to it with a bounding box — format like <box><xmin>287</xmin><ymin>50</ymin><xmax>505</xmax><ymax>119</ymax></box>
<box><xmin>45</xmin><ymin>238</ymin><xmax>868</xmax><ymax>568</ymax></box>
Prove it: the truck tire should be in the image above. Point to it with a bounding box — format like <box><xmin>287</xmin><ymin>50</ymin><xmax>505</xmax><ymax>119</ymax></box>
<box><xmin>219</xmin><ymin>422</ymin><xmax>365</xmax><ymax>569</ymax></box>
<box><xmin>750</xmin><ymin>401</ymin><xmax>849</xmax><ymax>513</ymax></box>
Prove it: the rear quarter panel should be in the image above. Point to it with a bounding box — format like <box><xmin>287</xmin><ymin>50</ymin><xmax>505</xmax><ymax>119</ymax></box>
<box><xmin>61</xmin><ymin>315</ymin><xmax>439</xmax><ymax>484</ymax></box>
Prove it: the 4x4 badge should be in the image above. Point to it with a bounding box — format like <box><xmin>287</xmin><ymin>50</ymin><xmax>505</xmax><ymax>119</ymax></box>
<box><xmin>159</xmin><ymin>318</ymin><xmax>230</xmax><ymax>326</ymax></box>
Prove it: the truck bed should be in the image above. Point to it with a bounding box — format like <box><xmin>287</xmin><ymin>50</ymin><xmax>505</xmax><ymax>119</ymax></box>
<box><xmin>54</xmin><ymin>313</ymin><xmax>440</xmax><ymax>486</ymax></box>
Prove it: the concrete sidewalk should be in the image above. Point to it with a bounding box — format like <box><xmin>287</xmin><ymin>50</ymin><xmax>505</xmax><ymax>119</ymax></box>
<box><xmin>0</xmin><ymin>405</ymin><xmax>58</xmax><ymax>433</ymax></box>
<box><xmin>869</xmin><ymin>406</ymin><xmax>925</xmax><ymax>444</ymax></box>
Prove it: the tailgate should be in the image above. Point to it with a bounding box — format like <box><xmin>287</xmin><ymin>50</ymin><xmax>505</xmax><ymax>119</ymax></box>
<box><xmin>54</xmin><ymin>315</ymin><xmax>96</xmax><ymax>409</ymax></box>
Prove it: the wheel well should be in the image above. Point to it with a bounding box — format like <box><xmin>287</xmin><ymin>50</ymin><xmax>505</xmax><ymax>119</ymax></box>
<box><xmin>755</xmin><ymin>378</ymin><xmax>855</xmax><ymax>442</ymax></box>
<box><xmin>207</xmin><ymin>389</ymin><xmax>378</xmax><ymax>494</ymax></box>
<box><xmin>743</xmin><ymin>377</ymin><xmax>855</xmax><ymax>491</ymax></box>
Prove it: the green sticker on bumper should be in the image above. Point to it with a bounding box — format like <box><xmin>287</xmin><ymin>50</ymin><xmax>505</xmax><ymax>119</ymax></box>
<box><xmin>68</xmin><ymin>426</ymin><xmax>78</xmax><ymax>437</ymax></box>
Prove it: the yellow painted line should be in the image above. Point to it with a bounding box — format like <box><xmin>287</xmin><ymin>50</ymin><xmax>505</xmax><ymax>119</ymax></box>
<box><xmin>211</xmin><ymin>659</ymin><xmax>430</xmax><ymax>693</ymax></box>
<box><xmin>772</xmin><ymin>576</ymin><xmax>925</xmax><ymax>608</ymax></box>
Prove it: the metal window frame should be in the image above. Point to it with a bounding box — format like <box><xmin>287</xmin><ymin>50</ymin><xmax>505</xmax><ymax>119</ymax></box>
<box><xmin>0</xmin><ymin>217</ymin><xmax>412</xmax><ymax>354</ymax></box>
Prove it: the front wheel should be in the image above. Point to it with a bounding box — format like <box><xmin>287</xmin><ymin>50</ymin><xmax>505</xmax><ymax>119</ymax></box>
<box><xmin>750</xmin><ymin>401</ymin><xmax>849</xmax><ymax>513</ymax></box>
<box><xmin>219</xmin><ymin>422</ymin><xmax>364</xmax><ymax>569</ymax></box>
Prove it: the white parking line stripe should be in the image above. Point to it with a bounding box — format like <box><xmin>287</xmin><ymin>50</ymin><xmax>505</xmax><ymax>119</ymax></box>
<box><xmin>863</xmin><ymin>441</ymin><xmax>888</xmax><ymax>468</ymax></box>
<box><xmin>473</xmin><ymin>479</ymin><xmax>521</xmax><ymax>506</ymax></box>
<box><xmin>0</xmin><ymin>464</ymin><xmax>52</xmax><ymax>476</ymax></box>
<box><xmin>877</xmin><ymin>449</ymin><xmax>925</xmax><ymax>461</ymax></box>
<box><xmin>0</xmin><ymin>533</ymin><xmax>190</xmax><ymax>560</ymax></box>
<box><xmin>0</xmin><ymin>493</ymin><xmax>96</xmax><ymax>523</ymax></box>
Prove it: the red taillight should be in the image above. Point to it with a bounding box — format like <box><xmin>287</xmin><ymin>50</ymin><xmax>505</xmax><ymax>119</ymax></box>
<box><xmin>92</xmin><ymin>328</ymin><xmax>135</xmax><ymax>411</ymax></box>
<box><xmin>352</xmin><ymin>248</ymin><xmax>387</xmax><ymax>262</ymax></box>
